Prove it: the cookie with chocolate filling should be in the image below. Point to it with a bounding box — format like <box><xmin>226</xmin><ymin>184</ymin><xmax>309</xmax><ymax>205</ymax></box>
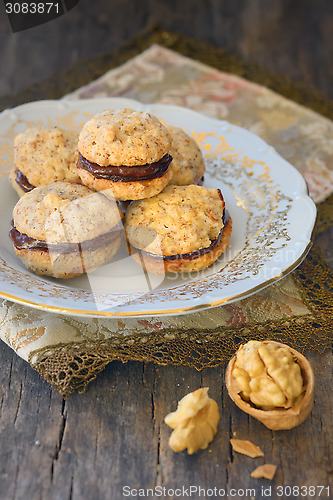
<box><xmin>77</xmin><ymin>109</ymin><xmax>173</xmax><ymax>201</ymax></box>
<box><xmin>167</xmin><ymin>124</ymin><xmax>205</xmax><ymax>186</ymax></box>
<box><xmin>124</xmin><ymin>185</ymin><xmax>232</xmax><ymax>275</ymax></box>
<box><xmin>10</xmin><ymin>182</ymin><xmax>123</xmax><ymax>279</ymax></box>
<box><xmin>10</xmin><ymin>127</ymin><xmax>80</xmax><ymax>197</ymax></box>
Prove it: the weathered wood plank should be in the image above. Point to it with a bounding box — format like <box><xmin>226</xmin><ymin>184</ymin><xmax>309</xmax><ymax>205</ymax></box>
<box><xmin>0</xmin><ymin>0</ymin><xmax>333</xmax><ymax>99</ymax></box>
<box><xmin>0</xmin><ymin>344</ymin><xmax>332</xmax><ymax>499</ymax></box>
<box><xmin>0</xmin><ymin>341</ymin><xmax>65</xmax><ymax>500</ymax></box>
<box><xmin>48</xmin><ymin>362</ymin><xmax>159</xmax><ymax>500</ymax></box>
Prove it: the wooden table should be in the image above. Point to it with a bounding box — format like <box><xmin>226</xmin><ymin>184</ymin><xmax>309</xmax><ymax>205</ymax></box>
<box><xmin>1</xmin><ymin>343</ymin><xmax>332</xmax><ymax>500</ymax></box>
<box><xmin>1</xmin><ymin>3</ymin><xmax>333</xmax><ymax>499</ymax></box>
<box><xmin>1</xmin><ymin>0</ymin><xmax>333</xmax><ymax>102</ymax></box>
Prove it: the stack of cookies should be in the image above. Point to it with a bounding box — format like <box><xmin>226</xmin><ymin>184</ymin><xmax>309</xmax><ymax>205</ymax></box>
<box><xmin>9</xmin><ymin>108</ymin><xmax>232</xmax><ymax>279</ymax></box>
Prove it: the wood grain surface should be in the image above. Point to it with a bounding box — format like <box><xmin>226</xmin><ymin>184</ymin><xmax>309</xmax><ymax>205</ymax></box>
<box><xmin>1</xmin><ymin>344</ymin><xmax>332</xmax><ymax>500</ymax></box>
<box><xmin>0</xmin><ymin>0</ymin><xmax>333</xmax><ymax>100</ymax></box>
<box><xmin>0</xmin><ymin>2</ymin><xmax>333</xmax><ymax>499</ymax></box>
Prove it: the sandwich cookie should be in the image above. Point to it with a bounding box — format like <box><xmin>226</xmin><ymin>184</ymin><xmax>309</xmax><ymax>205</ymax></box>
<box><xmin>125</xmin><ymin>185</ymin><xmax>232</xmax><ymax>275</ymax></box>
<box><xmin>10</xmin><ymin>127</ymin><xmax>80</xmax><ymax>197</ymax></box>
<box><xmin>10</xmin><ymin>182</ymin><xmax>123</xmax><ymax>279</ymax></box>
<box><xmin>77</xmin><ymin>109</ymin><xmax>173</xmax><ymax>201</ymax></box>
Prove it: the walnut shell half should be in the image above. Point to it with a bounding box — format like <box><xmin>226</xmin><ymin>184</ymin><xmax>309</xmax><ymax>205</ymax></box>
<box><xmin>225</xmin><ymin>341</ymin><xmax>315</xmax><ymax>430</ymax></box>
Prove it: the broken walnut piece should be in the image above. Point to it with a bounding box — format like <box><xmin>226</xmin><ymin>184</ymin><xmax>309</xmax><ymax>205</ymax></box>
<box><xmin>226</xmin><ymin>341</ymin><xmax>315</xmax><ymax>430</ymax></box>
<box><xmin>164</xmin><ymin>387</ymin><xmax>220</xmax><ymax>455</ymax></box>
<box><xmin>251</xmin><ymin>464</ymin><xmax>277</xmax><ymax>480</ymax></box>
<box><xmin>41</xmin><ymin>192</ymin><xmax>71</xmax><ymax>209</ymax></box>
<box><xmin>230</xmin><ymin>438</ymin><xmax>264</xmax><ymax>458</ymax></box>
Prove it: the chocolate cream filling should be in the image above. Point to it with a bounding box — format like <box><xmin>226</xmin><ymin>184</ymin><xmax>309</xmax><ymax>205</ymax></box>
<box><xmin>14</xmin><ymin>170</ymin><xmax>35</xmax><ymax>193</ymax></box>
<box><xmin>9</xmin><ymin>222</ymin><xmax>121</xmax><ymax>254</ymax></box>
<box><xmin>77</xmin><ymin>153</ymin><xmax>172</xmax><ymax>182</ymax></box>
<box><xmin>130</xmin><ymin>209</ymin><xmax>229</xmax><ymax>262</ymax></box>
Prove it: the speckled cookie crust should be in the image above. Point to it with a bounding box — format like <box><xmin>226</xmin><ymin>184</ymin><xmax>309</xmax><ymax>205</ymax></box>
<box><xmin>167</xmin><ymin>125</ymin><xmax>205</xmax><ymax>185</ymax></box>
<box><xmin>11</xmin><ymin>182</ymin><xmax>123</xmax><ymax>278</ymax></box>
<box><xmin>78</xmin><ymin>109</ymin><xmax>171</xmax><ymax>166</ymax></box>
<box><xmin>13</xmin><ymin>182</ymin><xmax>122</xmax><ymax>243</ymax></box>
<box><xmin>13</xmin><ymin>236</ymin><xmax>122</xmax><ymax>279</ymax></box>
<box><xmin>125</xmin><ymin>185</ymin><xmax>225</xmax><ymax>256</ymax></box>
<box><xmin>14</xmin><ymin>127</ymin><xmax>80</xmax><ymax>188</ymax></box>
<box><xmin>129</xmin><ymin>217</ymin><xmax>232</xmax><ymax>275</ymax></box>
<box><xmin>77</xmin><ymin>163</ymin><xmax>173</xmax><ymax>201</ymax></box>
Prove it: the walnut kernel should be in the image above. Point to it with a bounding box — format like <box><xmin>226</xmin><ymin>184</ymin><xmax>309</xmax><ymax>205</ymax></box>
<box><xmin>164</xmin><ymin>388</ymin><xmax>220</xmax><ymax>455</ymax></box>
<box><xmin>42</xmin><ymin>193</ymin><xmax>71</xmax><ymax>209</ymax></box>
<box><xmin>232</xmin><ymin>340</ymin><xmax>304</xmax><ymax>410</ymax></box>
<box><xmin>226</xmin><ymin>341</ymin><xmax>315</xmax><ymax>430</ymax></box>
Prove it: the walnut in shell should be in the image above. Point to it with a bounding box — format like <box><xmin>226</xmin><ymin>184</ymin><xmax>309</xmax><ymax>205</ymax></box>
<box><xmin>225</xmin><ymin>341</ymin><xmax>315</xmax><ymax>430</ymax></box>
<box><xmin>164</xmin><ymin>387</ymin><xmax>220</xmax><ymax>455</ymax></box>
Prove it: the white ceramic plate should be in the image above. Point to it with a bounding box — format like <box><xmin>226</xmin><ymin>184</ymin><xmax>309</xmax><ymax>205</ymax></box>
<box><xmin>0</xmin><ymin>98</ymin><xmax>316</xmax><ymax>317</ymax></box>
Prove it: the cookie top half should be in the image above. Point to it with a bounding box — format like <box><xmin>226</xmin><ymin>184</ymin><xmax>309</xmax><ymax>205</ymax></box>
<box><xmin>125</xmin><ymin>185</ymin><xmax>225</xmax><ymax>256</ymax></box>
<box><xmin>14</xmin><ymin>127</ymin><xmax>80</xmax><ymax>186</ymax></box>
<box><xmin>78</xmin><ymin>109</ymin><xmax>171</xmax><ymax>167</ymax></box>
<box><xmin>13</xmin><ymin>182</ymin><xmax>122</xmax><ymax>244</ymax></box>
<box><xmin>167</xmin><ymin>125</ymin><xmax>205</xmax><ymax>185</ymax></box>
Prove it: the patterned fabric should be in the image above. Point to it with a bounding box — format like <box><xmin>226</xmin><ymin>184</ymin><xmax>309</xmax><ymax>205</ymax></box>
<box><xmin>1</xmin><ymin>45</ymin><xmax>332</xmax><ymax>396</ymax></box>
<box><xmin>67</xmin><ymin>45</ymin><xmax>333</xmax><ymax>204</ymax></box>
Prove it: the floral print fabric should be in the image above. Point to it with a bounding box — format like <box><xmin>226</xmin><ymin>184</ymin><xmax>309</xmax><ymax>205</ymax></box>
<box><xmin>68</xmin><ymin>44</ymin><xmax>333</xmax><ymax>203</ymax></box>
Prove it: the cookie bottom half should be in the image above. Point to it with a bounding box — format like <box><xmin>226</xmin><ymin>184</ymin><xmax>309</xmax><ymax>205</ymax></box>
<box><xmin>14</xmin><ymin>236</ymin><xmax>121</xmax><ymax>279</ymax></box>
<box><xmin>77</xmin><ymin>165</ymin><xmax>173</xmax><ymax>201</ymax></box>
<box><xmin>129</xmin><ymin>217</ymin><xmax>232</xmax><ymax>275</ymax></box>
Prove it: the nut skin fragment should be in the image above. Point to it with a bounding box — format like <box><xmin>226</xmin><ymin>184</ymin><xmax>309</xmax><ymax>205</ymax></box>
<box><xmin>230</xmin><ymin>439</ymin><xmax>264</xmax><ymax>458</ymax></box>
<box><xmin>225</xmin><ymin>340</ymin><xmax>315</xmax><ymax>430</ymax></box>
<box><xmin>164</xmin><ymin>388</ymin><xmax>220</xmax><ymax>455</ymax></box>
<box><xmin>251</xmin><ymin>464</ymin><xmax>277</xmax><ymax>480</ymax></box>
